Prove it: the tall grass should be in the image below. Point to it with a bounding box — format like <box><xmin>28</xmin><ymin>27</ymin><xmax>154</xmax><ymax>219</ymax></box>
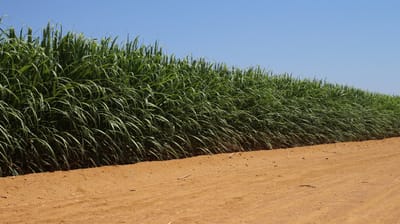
<box><xmin>0</xmin><ymin>24</ymin><xmax>399</xmax><ymax>176</ymax></box>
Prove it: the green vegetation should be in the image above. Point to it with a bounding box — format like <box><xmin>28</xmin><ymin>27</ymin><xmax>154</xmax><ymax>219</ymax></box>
<box><xmin>0</xmin><ymin>24</ymin><xmax>399</xmax><ymax>176</ymax></box>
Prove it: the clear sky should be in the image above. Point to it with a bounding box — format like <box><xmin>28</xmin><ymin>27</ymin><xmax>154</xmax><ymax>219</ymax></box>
<box><xmin>1</xmin><ymin>0</ymin><xmax>399</xmax><ymax>95</ymax></box>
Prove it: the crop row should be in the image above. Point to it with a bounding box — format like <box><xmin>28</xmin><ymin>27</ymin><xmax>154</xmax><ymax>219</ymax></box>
<box><xmin>0</xmin><ymin>24</ymin><xmax>399</xmax><ymax>176</ymax></box>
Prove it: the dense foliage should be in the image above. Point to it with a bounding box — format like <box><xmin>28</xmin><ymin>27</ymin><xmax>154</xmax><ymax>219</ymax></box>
<box><xmin>1</xmin><ymin>25</ymin><xmax>399</xmax><ymax>176</ymax></box>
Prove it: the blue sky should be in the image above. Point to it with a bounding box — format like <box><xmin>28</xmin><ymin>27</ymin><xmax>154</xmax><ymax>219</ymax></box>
<box><xmin>1</xmin><ymin>0</ymin><xmax>399</xmax><ymax>95</ymax></box>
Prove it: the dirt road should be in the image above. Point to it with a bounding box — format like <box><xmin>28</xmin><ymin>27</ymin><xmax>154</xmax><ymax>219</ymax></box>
<box><xmin>1</xmin><ymin>138</ymin><xmax>400</xmax><ymax>224</ymax></box>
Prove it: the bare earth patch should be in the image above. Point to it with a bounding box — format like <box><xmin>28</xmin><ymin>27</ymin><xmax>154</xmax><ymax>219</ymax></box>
<box><xmin>1</xmin><ymin>137</ymin><xmax>400</xmax><ymax>224</ymax></box>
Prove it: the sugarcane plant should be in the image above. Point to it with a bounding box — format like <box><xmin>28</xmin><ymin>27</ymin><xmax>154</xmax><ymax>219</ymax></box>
<box><xmin>0</xmin><ymin>24</ymin><xmax>399</xmax><ymax>176</ymax></box>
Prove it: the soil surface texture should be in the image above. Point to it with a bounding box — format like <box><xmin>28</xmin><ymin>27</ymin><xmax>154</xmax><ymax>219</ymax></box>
<box><xmin>1</xmin><ymin>137</ymin><xmax>400</xmax><ymax>223</ymax></box>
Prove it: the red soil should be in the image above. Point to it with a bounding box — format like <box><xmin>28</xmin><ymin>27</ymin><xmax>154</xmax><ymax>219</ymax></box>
<box><xmin>1</xmin><ymin>137</ymin><xmax>400</xmax><ymax>223</ymax></box>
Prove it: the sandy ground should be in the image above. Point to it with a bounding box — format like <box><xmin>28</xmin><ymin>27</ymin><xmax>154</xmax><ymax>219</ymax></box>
<box><xmin>1</xmin><ymin>138</ymin><xmax>400</xmax><ymax>224</ymax></box>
